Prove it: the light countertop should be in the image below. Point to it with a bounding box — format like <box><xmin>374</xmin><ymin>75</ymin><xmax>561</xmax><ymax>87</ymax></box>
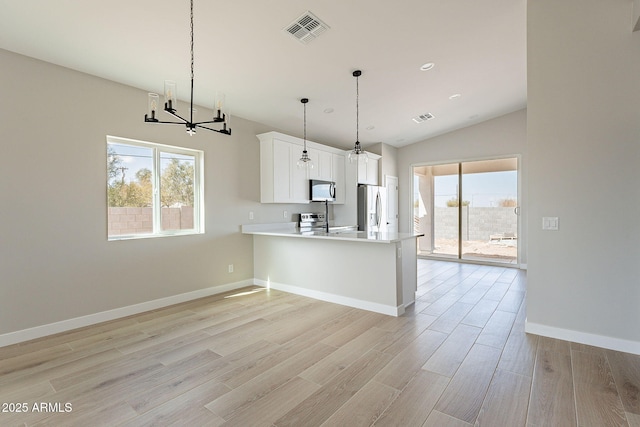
<box><xmin>242</xmin><ymin>223</ymin><xmax>423</xmax><ymax>244</ymax></box>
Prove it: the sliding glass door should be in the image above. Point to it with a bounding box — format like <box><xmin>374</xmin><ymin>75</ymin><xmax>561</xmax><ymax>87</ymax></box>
<box><xmin>413</xmin><ymin>158</ymin><xmax>518</xmax><ymax>265</ymax></box>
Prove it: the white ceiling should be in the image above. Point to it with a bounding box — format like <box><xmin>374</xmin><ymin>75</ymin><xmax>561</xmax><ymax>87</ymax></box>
<box><xmin>0</xmin><ymin>0</ymin><xmax>527</xmax><ymax>150</ymax></box>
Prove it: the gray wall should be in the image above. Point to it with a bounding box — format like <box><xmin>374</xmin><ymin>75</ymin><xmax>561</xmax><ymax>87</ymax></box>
<box><xmin>526</xmin><ymin>0</ymin><xmax>640</xmax><ymax>349</ymax></box>
<box><xmin>0</xmin><ymin>49</ymin><xmax>306</xmax><ymax>336</ymax></box>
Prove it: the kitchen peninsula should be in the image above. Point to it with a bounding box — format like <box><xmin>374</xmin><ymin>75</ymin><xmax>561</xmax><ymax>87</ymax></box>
<box><xmin>243</xmin><ymin>223</ymin><xmax>423</xmax><ymax>316</ymax></box>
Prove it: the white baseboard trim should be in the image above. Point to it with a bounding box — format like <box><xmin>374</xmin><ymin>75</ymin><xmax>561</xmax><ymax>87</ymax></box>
<box><xmin>256</xmin><ymin>279</ymin><xmax>404</xmax><ymax>317</ymax></box>
<box><xmin>0</xmin><ymin>279</ymin><xmax>254</xmax><ymax>348</ymax></box>
<box><xmin>525</xmin><ymin>321</ymin><xmax>640</xmax><ymax>355</ymax></box>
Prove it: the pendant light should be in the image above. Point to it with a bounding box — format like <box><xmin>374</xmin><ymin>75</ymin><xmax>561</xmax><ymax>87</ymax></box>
<box><xmin>348</xmin><ymin>70</ymin><xmax>368</xmax><ymax>163</ymax></box>
<box><xmin>144</xmin><ymin>0</ymin><xmax>231</xmax><ymax>136</ymax></box>
<box><xmin>297</xmin><ymin>98</ymin><xmax>314</xmax><ymax>169</ymax></box>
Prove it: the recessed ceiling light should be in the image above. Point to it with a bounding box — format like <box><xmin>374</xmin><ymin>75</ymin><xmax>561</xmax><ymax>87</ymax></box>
<box><xmin>420</xmin><ymin>62</ymin><xmax>435</xmax><ymax>71</ymax></box>
<box><xmin>366</xmin><ymin>125</ymin><xmax>375</xmax><ymax>130</ymax></box>
<box><xmin>324</xmin><ymin>107</ymin><xmax>334</xmax><ymax>114</ymax></box>
<box><xmin>449</xmin><ymin>94</ymin><xmax>461</xmax><ymax>100</ymax></box>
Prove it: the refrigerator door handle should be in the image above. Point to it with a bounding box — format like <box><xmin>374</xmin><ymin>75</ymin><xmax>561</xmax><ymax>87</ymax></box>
<box><xmin>376</xmin><ymin>192</ymin><xmax>382</xmax><ymax>228</ymax></box>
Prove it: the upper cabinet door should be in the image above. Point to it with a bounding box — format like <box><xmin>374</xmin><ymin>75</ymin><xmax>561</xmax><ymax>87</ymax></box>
<box><xmin>272</xmin><ymin>139</ymin><xmax>292</xmax><ymax>202</ymax></box>
<box><xmin>332</xmin><ymin>154</ymin><xmax>345</xmax><ymax>204</ymax></box>
<box><xmin>366</xmin><ymin>157</ymin><xmax>379</xmax><ymax>186</ymax></box>
<box><xmin>357</xmin><ymin>155</ymin><xmax>379</xmax><ymax>185</ymax></box>
<box><xmin>318</xmin><ymin>151</ymin><xmax>333</xmax><ymax>181</ymax></box>
<box><xmin>306</xmin><ymin>148</ymin><xmax>332</xmax><ymax>181</ymax></box>
<box><xmin>306</xmin><ymin>148</ymin><xmax>320</xmax><ymax>180</ymax></box>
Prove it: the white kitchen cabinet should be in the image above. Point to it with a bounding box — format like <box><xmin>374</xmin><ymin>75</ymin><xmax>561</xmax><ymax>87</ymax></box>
<box><xmin>260</xmin><ymin>137</ymin><xmax>309</xmax><ymax>203</ymax></box>
<box><xmin>332</xmin><ymin>153</ymin><xmax>346</xmax><ymax>204</ymax></box>
<box><xmin>290</xmin><ymin>148</ymin><xmax>308</xmax><ymax>202</ymax></box>
<box><xmin>271</xmin><ymin>139</ymin><xmax>291</xmax><ymax>202</ymax></box>
<box><xmin>307</xmin><ymin>148</ymin><xmax>333</xmax><ymax>181</ymax></box>
<box><xmin>258</xmin><ymin>132</ymin><xmax>345</xmax><ymax>204</ymax></box>
<box><xmin>356</xmin><ymin>154</ymin><xmax>380</xmax><ymax>185</ymax></box>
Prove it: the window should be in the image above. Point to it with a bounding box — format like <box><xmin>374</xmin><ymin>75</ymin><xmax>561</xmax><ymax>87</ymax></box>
<box><xmin>107</xmin><ymin>136</ymin><xmax>204</xmax><ymax>240</ymax></box>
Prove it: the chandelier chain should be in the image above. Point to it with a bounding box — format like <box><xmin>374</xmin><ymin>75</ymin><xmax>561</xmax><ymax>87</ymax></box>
<box><xmin>190</xmin><ymin>0</ymin><xmax>194</xmax><ymax>82</ymax></box>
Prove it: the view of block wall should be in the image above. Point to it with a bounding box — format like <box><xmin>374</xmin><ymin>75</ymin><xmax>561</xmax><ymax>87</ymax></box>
<box><xmin>108</xmin><ymin>207</ymin><xmax>194</xmax><ymax>235</ymax></box>
<box><xmin>433</xmin><ymin>207</ymin><xmax>517</xmax><ymax>241</ymax></box>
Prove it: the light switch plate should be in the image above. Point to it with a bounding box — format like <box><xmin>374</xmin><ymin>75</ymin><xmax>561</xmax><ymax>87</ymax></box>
<box><xmin>542</xmin><ymin>217</ymin><xmax>559</xmax><ymax>231</ymax></box>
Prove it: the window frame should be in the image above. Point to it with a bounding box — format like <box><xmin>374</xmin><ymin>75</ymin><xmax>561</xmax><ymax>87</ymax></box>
<box><xmin>107</xmin><ymin>135</ymin><xmax>204</xmax><ymax>241</ymax></box>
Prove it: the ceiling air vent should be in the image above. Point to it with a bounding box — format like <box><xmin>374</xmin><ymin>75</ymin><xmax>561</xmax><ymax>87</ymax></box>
<box><xmin>412</xmin><ymin>113</ymin><xmax>435</xmax><ymax>123</ymax></box>
<box><xmin>285</xmin><ymin>11</ymin><xmax>330</xmax><ymax>44</ymax></box>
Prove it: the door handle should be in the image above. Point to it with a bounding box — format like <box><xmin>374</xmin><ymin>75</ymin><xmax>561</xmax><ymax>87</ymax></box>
<box><xmin>376</xmin><ymin>193</ymin><xmax>382</xmax><ymax>228</ymax></box>
<box><xmin>514</xmin><ymin>206</ymin><xmax>520</xmax><ymax>215</ymax></box>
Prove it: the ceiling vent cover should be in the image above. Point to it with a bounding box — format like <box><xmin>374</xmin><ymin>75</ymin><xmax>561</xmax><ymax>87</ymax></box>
<box><xmin>285</xmin><ymin>11</ymin><xmax>330</xmax><ymax>44</ymax></box>
<box><xmin>412</xmin><ymin>113</ymin><xmax>435</xmax><ymax>123</ymax></box>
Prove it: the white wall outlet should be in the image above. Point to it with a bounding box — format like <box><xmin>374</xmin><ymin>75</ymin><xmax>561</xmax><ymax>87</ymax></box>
<box><xmin>228</xmin><ymin>264</ymin><xmax>234</xmax><ymax>273</ymax></box>
<box><xmin>249</xmin><ymin>211</ymin><xmax>254</xmax><ymax>220</ymax></box>
<box><xmin>283</xmin><ymin>210</ymin><xmax>288</xmax><ymax>219</ymax></box>
<box><xmin>542</xmin><ymin>217</ymin><xmax>559</xmax><ymax>231</ymax></box>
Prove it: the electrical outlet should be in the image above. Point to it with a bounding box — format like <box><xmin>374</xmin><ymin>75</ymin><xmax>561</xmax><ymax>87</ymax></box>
<box><xmin>283</xmin><ymin>210</ymin><xmax>288</xmax><ymax>219</ymax></box>
<box><xmin>542</xmin><ymin>217</ymin><xmax>559</xmax><ymax>231</ymax></box>
<box><xmin>228</xmin><ymin>264</ymin><xmax>234</xmax><ymax>273</ymax></box>
<box><xmin>249</xmin><ymin>211</ymin><xmax>254</xmax><ymax>220</ymax></box>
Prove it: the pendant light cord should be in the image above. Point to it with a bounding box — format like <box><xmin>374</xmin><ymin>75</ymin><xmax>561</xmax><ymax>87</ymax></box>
<box><xmin>352</xmin><ymin>69</ymin><xmax>362</xmax><ymax>152</ymax></box>
<box><xmin>356</xmin><ymin>73</ymin><xmax>359</xmax><ymax>144</ymax></box>
<box><xmin>356</xmin><ymin>72</ymin><xmax>360</xmax><ymax>143</ymax></box>
<box><xmin>304</xmin><ymin>101</ymin><xmax>307</xmax><ymax>149</ymax></box>
<box><xmin>189</xmin><ymin>0</ymin><xmax>194</xmax><ymax>124</ymax></box>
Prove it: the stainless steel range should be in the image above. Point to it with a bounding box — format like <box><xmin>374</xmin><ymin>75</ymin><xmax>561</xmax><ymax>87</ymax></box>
<box><xmin>299</xmin><ymin>212</ymin><xmax>328</xmax><ymax>233</ymax></box>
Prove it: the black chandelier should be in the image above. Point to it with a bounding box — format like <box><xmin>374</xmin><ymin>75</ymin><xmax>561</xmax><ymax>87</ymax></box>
<box><xmin>144</xmin><ymin>0</ymin><xmax>231</xmax><ymax>136</ymax></box>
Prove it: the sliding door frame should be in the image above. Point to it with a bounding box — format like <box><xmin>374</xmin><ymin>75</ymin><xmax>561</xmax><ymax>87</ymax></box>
<box><xmin>411</xmin><ymin>154</ymin><xmax>523</xmax><ymax>268</ymax></box>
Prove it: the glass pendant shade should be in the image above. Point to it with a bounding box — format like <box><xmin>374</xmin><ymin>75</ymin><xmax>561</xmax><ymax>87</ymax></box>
<box><xmin>348</xmin><ymin>142</ymin><xmax>368</xmax><ymax>163</ymax></box>
<box><xmin>297</xmin><ymin>150</ymin><xmax>314</xmax><ymax>169</ymax></box>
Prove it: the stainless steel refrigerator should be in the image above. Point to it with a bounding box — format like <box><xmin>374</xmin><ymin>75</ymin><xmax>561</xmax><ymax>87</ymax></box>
<box><xmin>357</xmin><ymin>184</ymin><xmax>388</xmax><ymax>232</ymax></box>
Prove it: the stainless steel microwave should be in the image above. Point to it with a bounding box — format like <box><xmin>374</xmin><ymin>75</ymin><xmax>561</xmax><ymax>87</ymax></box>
<box><xmin>309</xmin><ymin>179</ymin><xmax>336</xmax><ymax>202</ymax></box>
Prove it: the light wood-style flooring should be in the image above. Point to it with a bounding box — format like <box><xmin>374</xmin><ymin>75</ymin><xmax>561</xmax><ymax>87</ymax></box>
<box><xmin>1</xmin><ymin>260</ymin><xmax>639</xmax><ymax>426</ymax></box>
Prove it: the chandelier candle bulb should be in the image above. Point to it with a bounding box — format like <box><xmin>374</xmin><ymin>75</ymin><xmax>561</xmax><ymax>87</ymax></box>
<box><xmin>223</xmin><ymin>112</ymin><xmax>231</xmax><ymax>134</ymax></box>
<box><xmin>164</xmin><ymin>80</ymin><xmax>177</xmax><ymax>111</ymax></box>
<box><xmin>147</xmin><ymin>93</ymin><xmax>159</xmax><ymax>121</ymax></box>
<box><xmin>214</xmin><ymin>92</ymin><xmax>225</xmax><ymax>121</ymax></box>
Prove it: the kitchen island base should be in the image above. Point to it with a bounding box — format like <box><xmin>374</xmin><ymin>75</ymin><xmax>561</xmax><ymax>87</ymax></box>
<box><xmin>251</xmin><ymin>233</ymin><xmax>418</xmax><ymax>316</ymax></box>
